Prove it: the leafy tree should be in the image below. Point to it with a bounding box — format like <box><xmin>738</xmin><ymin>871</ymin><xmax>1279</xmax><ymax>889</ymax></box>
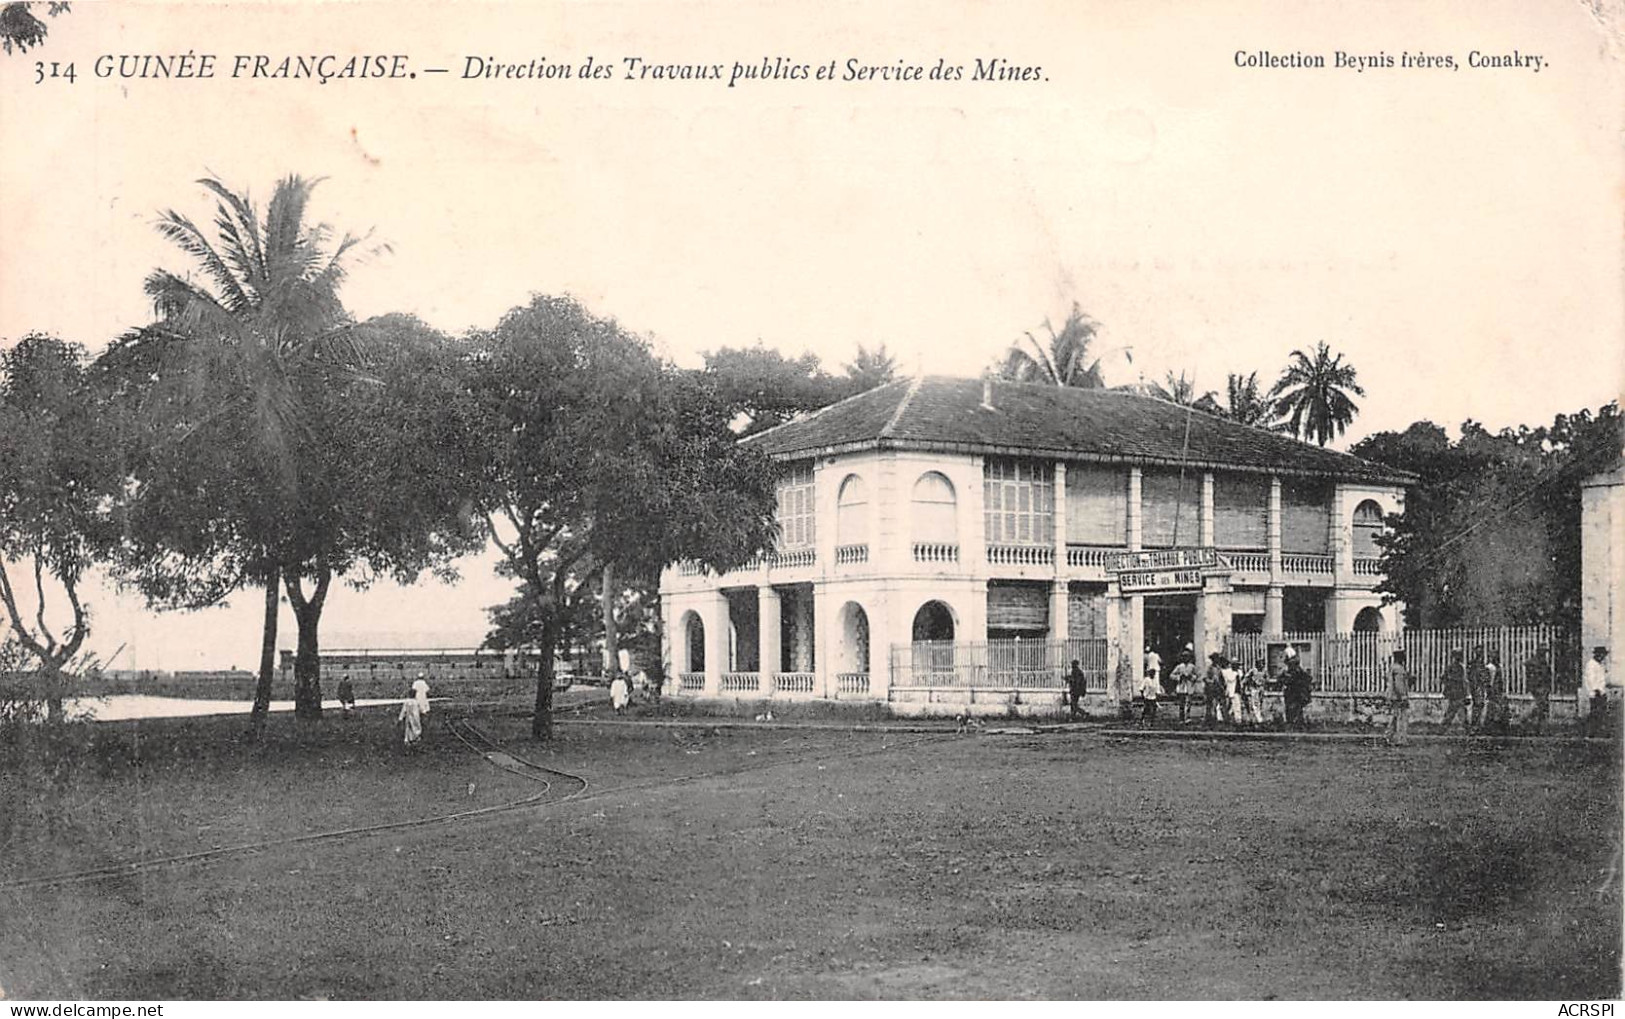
<box><xmin>0</xmin><ymin>2</ymin><xmax>69</xmax><ymax>55</ymax></box>
<box><xmin>1353</xmin><ymin>405</ymin><xmax>1622</xmax><ymax>630</ymax></box>
<box><xmin>998</xmin><ymin>302</ymin><xmax>1111</xmax><ymax>388</ymax></box>
<box><xmin>1221</xmin><ymin>371</ymin><xmax>1285</xmax><ymax>431</ymax></box>
<box><xmin>842</xmin><ymin>343</ymin><xmax>899</xmax><ymax>395</ymax></box>
<box><xmin>469</xmin><ymin>296</ymin><xmax>778</xmax><ymax>738</ymax></box>
<box><xmin>702</xmin><ymin>344</ymin><xmax>845</xmax><ymax>435</ymax></box>
<box><xmin>1271</xmin><ymin>342</ymin><xmax>1365</xmax><ymax>446</ymax></box>
<box><xmin>0</xmin><ymin>335</ymin><xmax>120</xmax><ymax>721</ymax></box>
<box><xmin>105</xmin><ymin>177</ymin><xmax>477</xmax><ymax>724</ymax></box>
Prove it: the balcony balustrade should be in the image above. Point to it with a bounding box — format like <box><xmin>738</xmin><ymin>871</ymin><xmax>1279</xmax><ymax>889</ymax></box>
<box><xmin>913</xmin><ymin>542</ymin><xmax>959</xmax><ymax>563</ymax></box>
<box><xmin>676</xmin><ymin>672</ymin><xmax>705</xmax><ymax>693</ymax></box>
<box><xmin>835</xmin><ymin>672</ymin><xmax>870</xmax><ymax>696</ymax></box>
<box><xmin>1353</xmin><ymin>556</ymin><xmax>1382</xmax><ymax>576</ymax></box>
<box><xmin>719</xmin><ymin>671</ymin><xmax>762</xmax><ymax>693</ymax></box>
<box><xmin>834</xmin><ymin>544</ymin><xmax>869</xmax><ymax>565</ymax></box>
<box><xmin>1282</xmin><ymin>553</ymin><xmax>1335</xmax><ymax>575</ymax></box>
<box><xmin>986</xmin><ymin>544</ymin><xmax>1054</xmax><ymax>567</ymax></box>
<box><xmin>772</xmin><ymin>672</ymin><xmax>815</xmax><ymax>694</ymax></box>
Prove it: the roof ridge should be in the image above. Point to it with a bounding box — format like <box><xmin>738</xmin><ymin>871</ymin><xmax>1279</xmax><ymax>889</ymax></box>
<box><xmin>740</xmin><ymin>377</ymin><xmax>909</xmax><ymax>445</ymax></box>
<box><xmin>880</xmin><ymin>374</ymin><xmax>925</xmax><ymax>439</ymax></box>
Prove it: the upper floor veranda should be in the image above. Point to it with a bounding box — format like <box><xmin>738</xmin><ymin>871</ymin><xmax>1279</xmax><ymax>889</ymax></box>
<box><xmin>662</xmin><ymin>446</ymin><xmax>1405</xmax><ymax>595</ymax></box>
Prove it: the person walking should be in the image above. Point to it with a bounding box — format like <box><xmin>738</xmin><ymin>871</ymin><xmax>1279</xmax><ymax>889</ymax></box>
<box><xmin>410</xmin><ymin>672</ymin><xmax>432</xmax><ymax>740</ymax></box>
<box><xmin>610</xmin><ymin>670</ymin><xmax>631</xmax><ymax>714</ymax></box>
<box><xmin>1526</xmin><ymin>645</ymin><xmax>1553</xmax><ymax>733</ymax></box>
<box><xmin>1066</xmin><ymin>659</ymin><xmax>1088</xmax><ymax>720</ymax></box>
<box><xmin>1440</xmin><ymin>649</ymin><xmax>1469</xmax><ymax>734</ymax></box>
<box><xmin>1240</xmin><ymin>657</ymin><xmax>1267</xmax><ymax>725</ymax></box>
<box><xmin>397</xmin><ymin>685</ymin><xmax>424</xmax><ymax>749</ymax></box>
<box><xmin>1387</xmin><ymin>649</ymin><xmax>1412</xmax><ymax>746</ymax></box>
<box><xmin>1467</xmin><ymin>647</ymin><xmax>1491</xmax><ymax>731</ymax></box>
<box><xmin>1281</xmin><ymin>648</ymin><xmax>1313</xmax><ymax>729</ymax></box>
<box><xmin>1581</xmin><ymin>646</ymin><xmax>1611</xmax><ymax>736</ymax></box>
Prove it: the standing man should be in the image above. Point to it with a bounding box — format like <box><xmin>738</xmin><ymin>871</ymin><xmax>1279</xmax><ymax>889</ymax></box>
<box><xmin>1484</xmin><ymin>649</ymin><xmax>1509</xmax><ymax>734</ymax></box>
<box><xmin>1467</xmin><ymin>647</ymin><xmax>1491</xmax><ymax>731</ymax></box>
<box><xmin>1387</xmin><ymin>649</ymin><xmax>1412</xmax><ymax>746</ymax></box>
<box><xmin>1581</xmin><ymin>647</ymin><xmax>1610</xmax><ymax>736</ymax></box>
<box><xmin>412</xmin><ymin>671</ymin><xmax>432</xmax><ymax>735</ymax></box>
<box><xmin>1170</xmin><ymin>647</ymin><xmax>1199</xmax><ymax>724</ymax></box>
<box><xmin>1440</xmin><ymin>649</ymin><xmax>1469</xmax><ymax>734</ymax></box>
<box><xmin>1281</xmin><ymin>647</ymin><xmax>1313</xmax><ymax>729</ymax></box>
<box><xmin>1202</xmin><ymin>653</ymin><xmax>1227</xmax><ymax>727</ymax></box>
<box><xmin>1526</xmin><ymin>645</ymin><xmax>1553</xmax><ymax>734</ymax></box>
<box><xmin>1066</xmin><ymin>659</ymin><xmax>1088</xmax><ymax>720</ymax></box>
<box><xmin>1143</xmin><ymin>645</ymin><xmax>1162</xmax><ymax>699</ymax></box>
<box><xmin>1240</xmin><ymin>656</ymin><xmax>1267</xmax><ymax>725</ymax></box>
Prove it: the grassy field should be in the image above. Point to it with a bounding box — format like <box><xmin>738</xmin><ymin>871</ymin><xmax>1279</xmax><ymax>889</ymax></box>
<box><xmin>0</xmin><ymin>706</ymin><xmax>1618</xmax><ymax>1000</ymax></box>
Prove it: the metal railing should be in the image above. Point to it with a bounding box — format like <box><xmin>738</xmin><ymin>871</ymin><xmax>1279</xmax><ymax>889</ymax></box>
<box><xmin>889</xmin><ymin>638</ymin><xmax>1109</xmax><ymax>691</ymax></box>
<box><xmin>834</xmin><ymin>544</ymin><xmax>869</xmax><ymax>565</ymax></box>
<box><xmin>987</xmin><ymin>544</ymin><xmax>1054</xmax><ymax>567</ymax></box>
<box><xmin>773</xmin><ymin>672</ymin><xmax>815</xmax><ymax>693</ymax></box>
<box><xmin>1222</xmin><ymin>624</ymin><xmax>1579</xmax><ymax>696</ymax></box>
<box><xmin>913</xmin><ymin>542</ymin><xmax>959</xmax><ymax>563</ymax></box>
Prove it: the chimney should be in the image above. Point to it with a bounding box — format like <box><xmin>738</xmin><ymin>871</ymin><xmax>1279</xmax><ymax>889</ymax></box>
<box><xmin>981</xmin><ymin>373</ymin><xmax>995</xmax><ymax>411</ymax></box>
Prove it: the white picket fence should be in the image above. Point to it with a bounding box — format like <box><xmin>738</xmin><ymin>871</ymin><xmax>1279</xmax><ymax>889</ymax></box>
<box><xmin>1222</xmin><ymin>625</ymin><xmax>1579</xmax><ymax>696</ymax></box>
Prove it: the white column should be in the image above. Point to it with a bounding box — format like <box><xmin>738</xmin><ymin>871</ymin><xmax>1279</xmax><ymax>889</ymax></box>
<box><xmin>703</xmin><ymin>590</ymin><xmax>731</xmax><ymax>692</ymax></box>
<box><xmin>1267</xmin><ymin>475</ymin><xmax>1284</xmax><ymax>635</ymax></box>
<box><xmin>1127</xmin><ymin>467</ymin><xmax>1143</xmax><ymax>551</ymax></box>
<box><xmin>813</xmin><ymin>583</ymin><xmax>835</xmax><ymax>697</ymax></box>
<box><xmin>1200</xmin><ymin>472</ymin><xmax>1215</xmax><ymax>548</ymax></box>
<box><xmin>758</xmin><ymin>585</ymin><xmax>781</xmax><ymax>686</ymax></box>
<box><xmin>1330</xmin><ymin>484</ymin><xmax>1353</xmax><ymax>582</ymax></box>
<box><xmin>1053</xmin><ymin>461</ymin><xmax>1069</xmax><ymax>571</ymax></box>
<box><xmin>1052</xmin><ymin>581</ymin><xmax>1070</xmax><ymax>642</ymax></box>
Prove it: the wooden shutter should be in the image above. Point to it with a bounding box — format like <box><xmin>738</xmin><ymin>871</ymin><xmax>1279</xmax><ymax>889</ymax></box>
<box><xmin>1280</xmin><ymin>479</ymin><xmax>1329</xmax><ymax>553</ymax></box>
<box><xmin>987</xmin><ymin>582</ymin><xmax>1050</xmax><ymax>632</ymax></box>
<box><xmin>1066</xmin><ymin>465</ymin><xmax>1126</xmax><ymax>545</ymax></box>
<box><xmin>1213</xmin><ymin>473</ymin><xmax>1269</xmax><ymax>548</ymax></box>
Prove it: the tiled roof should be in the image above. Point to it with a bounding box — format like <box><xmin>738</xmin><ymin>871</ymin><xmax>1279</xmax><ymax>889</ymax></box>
<box><xmin>745</xmin><ymin>376</ymin><xmax>1414</xmax><ymax>485</ymax></box>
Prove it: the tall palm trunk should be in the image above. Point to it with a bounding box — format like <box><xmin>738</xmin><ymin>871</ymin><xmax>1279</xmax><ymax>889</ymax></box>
<box><xmin>251</xmin><ymin>567</ymin><xmax>279</xmax><ymax>733</ymax></box>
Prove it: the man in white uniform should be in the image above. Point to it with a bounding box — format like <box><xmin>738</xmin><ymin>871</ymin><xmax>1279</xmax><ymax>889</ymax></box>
<box><xmin>1580</xmin><ymin>647</ymin><xmax>1609</xmax><ymax>736</ymax></box>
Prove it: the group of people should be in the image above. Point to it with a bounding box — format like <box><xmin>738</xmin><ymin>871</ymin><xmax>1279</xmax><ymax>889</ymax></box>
<box><xmin>1386</xmin><ymin>643</ymin><xmax>1613</xmax><ymax>745</ymax></box>
<box><xmin>1121</xmin><ymin>643</ymin><xmax>1315</xmax><ymax>729</ymax></box>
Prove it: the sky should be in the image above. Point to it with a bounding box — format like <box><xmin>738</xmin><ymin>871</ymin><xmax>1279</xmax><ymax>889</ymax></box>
<box><xmin>1</xmin><ymin>0</ymin><xmax>1621</xmax><ymax>669</ymax></box>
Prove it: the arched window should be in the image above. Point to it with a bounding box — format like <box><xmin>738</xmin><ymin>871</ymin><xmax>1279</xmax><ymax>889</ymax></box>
<box><xmin>836</xmin><ymin>474</ymin><xmax>868</xmax><ymax>547</ymax></box>
<box><xmin>1353</xmin><ymin>499</ymin><xmax>1386</xmax><ymax>557</ymax></box>
<box><xmin>912</xmin><ymin>472</ymin><xmax>957</xmax><ymax>545</ymax></box>
<box><xmin>1353</xmin><ymin>606</ymin><xmax>1385</xmax><ymax>632</ymax></box>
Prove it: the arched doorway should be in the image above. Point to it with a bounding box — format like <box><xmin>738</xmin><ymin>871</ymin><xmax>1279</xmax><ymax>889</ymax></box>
<box><xmin>681</xmin><ymin>611</ymin><xmax>705</xmax><ymax>673</ymax></box>
<box><xmin>912</xmin><ymin>600</ymin><xmax>955</xmax><ymax>641</ymax></box>
<box><xmin>1353</xmin><ymin>606</ymin><xmax>1384</xmax><ymax>633</ymax></box>
<box><xmin>911</xmin><ymin>600</ymin><xmax>957</xmax><ymax>681</ymax></box>
<box><xmin>837</xmin><ymin>601</ymin><xmax>871</xmax><ymax>675</ymax></box>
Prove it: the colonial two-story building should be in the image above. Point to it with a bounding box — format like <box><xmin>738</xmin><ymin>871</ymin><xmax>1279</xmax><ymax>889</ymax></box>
<box><xmin>659</xmin><ymin>376</ymin><xmax>1412</xmax><ymax>708</ymax></box>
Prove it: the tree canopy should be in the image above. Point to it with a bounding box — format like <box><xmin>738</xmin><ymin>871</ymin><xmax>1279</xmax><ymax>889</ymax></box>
<box><xmin>1271</xmin><ymin>342</ymin><xmax>1365</xmax><ymax>446</ymax></box>
<box><xmin>998</xmin><ymin>303</ymin><xmax>1111</xmax><ymax>388</ymax></box>
<box><xmin>1352</xmin><ymin>404</ymin><xmax>1622</xmax><ymax>628</ymax></box>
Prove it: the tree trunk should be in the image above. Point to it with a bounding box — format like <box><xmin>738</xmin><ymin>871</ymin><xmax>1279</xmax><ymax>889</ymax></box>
<box><xmin>286</xmin><ymin>565</ymin><xmax>332</xmax><ymax>721</ymax></box>
<box><xmin>43</xmin><ymin>660</ymin><xmax>64</xmax><ymax>724</ymax></box>
<box><xmin>601</xmin><ymin>561</ymin><xmax>618</xmax><ymax>679</ymax></box>
<box><xmin>533</xmin><ymin>618</ymin><xmax>556</xmax><ymax>741</ymax></box>
<box><xmin>292</xmin><ymin>602</ymin><xmax>323</xmax><ymax>720</ymax></box>
<box><xmin>251</xmin><ymin>567</ymin><xmax>279</xmax><ymax>733</ymax></box>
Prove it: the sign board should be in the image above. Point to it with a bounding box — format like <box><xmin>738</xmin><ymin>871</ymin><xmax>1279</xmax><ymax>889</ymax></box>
<box><xmin>1105</xmin><ymin>547</ymin><xmax>1221</xmax><ymax>573</ymax></box>
<box><xmin>1118</xmin><ymin>567</ymin><xmax>1206</xmax><ymax>594</ymax></box>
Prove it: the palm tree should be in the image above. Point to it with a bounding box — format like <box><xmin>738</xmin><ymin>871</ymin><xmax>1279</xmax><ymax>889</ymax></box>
<box><xmin>1271</xmin><ymin>342</ymin><xmax>1366</xmax><ymax>446</ymax></box>
<box><xmin>1222</xmin><ymin>371</ymin><xmax>1286</xmax><ymax>431</ymax></box>
<box><xmin>1148</xmin><ymin>370</ymin><xmax>1220</xmax><ymax>413</ymax></box>
<box><xmin>122</xmin><ymin>175</ymin><xmax>376</xmax><ymax>725</ymax></box>
<box><xmin>999</xmin><ymin>302</ymin><xmax>1112</xmax><ymax>388</ymax></box>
